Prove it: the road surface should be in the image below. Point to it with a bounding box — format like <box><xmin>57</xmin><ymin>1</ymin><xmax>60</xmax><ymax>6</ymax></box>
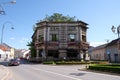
<box><xmin>3</xmin><ymin>60</ymin><xmax>120</xmax><ymax>80</ymax></box>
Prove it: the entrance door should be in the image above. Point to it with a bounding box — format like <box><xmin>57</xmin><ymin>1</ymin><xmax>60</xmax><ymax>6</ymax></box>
<box><xmin>114</xmin><ymin>54</ymin><xmax>118</xmax><ymax>63</ymax></box>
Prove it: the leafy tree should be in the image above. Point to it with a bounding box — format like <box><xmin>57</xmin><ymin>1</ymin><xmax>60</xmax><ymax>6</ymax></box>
<box><xmin>27</xmin><ymin>42</ymin><xmax>36</xmax><ymax>57</ymax></box>
<box><xmin>42</xmin><ymin>13</ymin><xmax>76</xmax><ymax>22</ymax></box>
<box><xmin>33</xmin><ymin>13</ymin><xmax>76</xmax><ymax>31</ymax></box>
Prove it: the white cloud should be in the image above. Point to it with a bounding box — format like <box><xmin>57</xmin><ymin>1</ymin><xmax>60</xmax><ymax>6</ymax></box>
<box><xmin>19</xmin><ymin>37</ymin><xmax>29</xmax><ymax>43</ymax></box>
<box><xmin>90</xmin><ymin>42</ymin><xmax>106</xmax><ymax>47</ymax></box>
<box><xmin>10</xmin><ymin>37</ymin><xmax>15</xmax><ymax>40</ymax></box>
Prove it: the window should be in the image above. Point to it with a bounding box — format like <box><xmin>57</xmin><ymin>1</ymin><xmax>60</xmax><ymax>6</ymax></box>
<box><xmin>69</xmin><ymin>34</ymin><xmax>75</xmax><ymax>42</ymax></box>
<box><xmin>38</xmin><ymin>35</ymin><xmax>44</xmax><ymax>42</ymax></box>
<box><xmin>82</xmin><ymin>35</ymin><xmax>86</xmax><ymax>42</ymax></box>
<box><xmin>68</xmin><ymin>26</ymin><xmax>76</xmax><ymax>31</ymax></box>
<box><xmin>50</xmin><ymin>27</ymin><xmax>59</xmax><ymax>30</ymax></box>
<box><xmin>52</xmin><ymin>34</ymin><xmax>57</xmax><ymax>41</ymax></box>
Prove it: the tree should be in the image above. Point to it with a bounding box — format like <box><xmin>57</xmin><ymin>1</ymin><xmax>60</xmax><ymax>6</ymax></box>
<box><xmin>27</xmin><ymin>42</ymin><xmax>36</xmax><ymax>57</ymax></box>
<box><xmin>42</xmin><ymin>13</ymin><xmax>76</xmax><ymax>22</ymax></box>
<box><xmin>33</xmin><ymin>13</ymin><xmax>76</xmax><ymax>31</ymax></box>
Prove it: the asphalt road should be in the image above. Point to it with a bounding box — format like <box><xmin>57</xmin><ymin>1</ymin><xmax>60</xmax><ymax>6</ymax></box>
<box><xmin>4</xmin><ymin>60</ymin><xmax>120</xmax><ymax>80</ymax></box>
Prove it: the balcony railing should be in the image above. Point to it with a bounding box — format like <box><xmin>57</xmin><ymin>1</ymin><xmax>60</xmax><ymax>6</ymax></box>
<box><xmin>48</xmin><ymin>41</ymin><xmax>59</xmax><ymax>46</ymax></box>
<box><xmin>68</xmin><ymin>41</ymin><xmax>78</xmax><ymax>45</ymax></box>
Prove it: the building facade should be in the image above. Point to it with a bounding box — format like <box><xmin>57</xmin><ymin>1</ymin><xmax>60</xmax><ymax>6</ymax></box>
<box><xmin>90</xmin><ymin>44</ymin><xmax>107</xmax><ymax>61</ymax></box>
<box><xmin>106</xmin><ymin>38</ymin><xmax>120</xmax><ymax>63</ymax></box>
<box><xmin>0</xmin><ymin>43</ymin><xmax>15</xmax><ymax>60</ymax></box>
<box><xmin>32</xmin><ymin>21</ymin><xmax>89</xmax><ymax>61</ymax></box>
<box><xmin>14</xmin><ymin>49</ymin><xmax>30</xmax><ymax>59</ymax></box>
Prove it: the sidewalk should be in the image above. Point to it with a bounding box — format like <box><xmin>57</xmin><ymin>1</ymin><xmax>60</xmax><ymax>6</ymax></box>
<box><xmin>0</xmin><ymin>64</ymin><xmax>8</xmax><ymax>80</ymax></box>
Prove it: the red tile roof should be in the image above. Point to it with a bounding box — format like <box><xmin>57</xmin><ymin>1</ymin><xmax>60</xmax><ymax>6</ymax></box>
<box><xmin>0</xmin><ymin>45</ymin><xmax>10</xmax><ymax>51</ymax></box>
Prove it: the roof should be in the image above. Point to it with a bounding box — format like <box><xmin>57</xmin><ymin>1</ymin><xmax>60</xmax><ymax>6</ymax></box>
<box><xmin>107</xmin><ymin>38</ymin><xmax>119</xmax><ymax>46</ymax></box>
<box><xmin>2</xmin><ymin>43</ymin><xmax>11</xmax><ymax>48</ymax></box>
<box><xmin>32</xmin><ymin>21</ymin><xmax>89</xmax><ymax>38</ymax></box>
<box><xmin>0</xmin><ymin>43</ymin><xmax>11</xmax><ymax>51</ymax></box>
<box><xmin>36</xmin><ymin>21</ymin><xmax>88</xmax><ymax>25</ymax></box>
<box><xmin>0</xmin><ymin>45</ymin><xmax>8</xmax><ymax>51</ymax></box>
<box><xmin>92</xmin><ymin>44</ymin><xmax>107</xmax><ymax>51</ymax></box>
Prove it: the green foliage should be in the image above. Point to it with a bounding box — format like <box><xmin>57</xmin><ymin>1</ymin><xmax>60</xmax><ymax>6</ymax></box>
<box><xmin>89</xmin><ymin>64</ymin><xmax>120</xmax><ymax>73</ymax></box>
<box><xmin>27</xmin><ymin>41</ymin><xmax>36</xmax><ymax>57</ymax></box>
<box><xmin>56</xmin><ymin>61</ymin><xmax>89</xmax><ymax>65</ymax></box>
<box><xmin>30</xmin><ymin>47</ymin><xmax>36</xmax><ymax>57</ymax></box>
<box><xmin>43</xmin><ymin>61</ymin><xmax>90</xmax><ymax>65</ymax></box>
<box><xmin>90</xmin><ymin>61</ymin><xmax>109</xmax><ymax>64</ymax></box>
<box><xmin>43</xmin><ymin>61</ymin><xmax>56</xmax><ymax>65</ymax></box>
<box><xmin>33</xmin><ymin>13</ymin><xmax>77</xmax><ymax>31</ymax></box>
<box><xmin>42</xmin><ymin>13</ymin><xmax>76</xmax><ymax>22</ymax></box>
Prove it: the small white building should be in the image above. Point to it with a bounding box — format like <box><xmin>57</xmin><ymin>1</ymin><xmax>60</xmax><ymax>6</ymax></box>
<box><xmin>23</xmin><ymin>50</ymin><xmax>30</xmax><ymax>59</ymax></box>
<box><xmin>0</xmin><ymin>49</ymin><xmax>6</xmax><ymax>60</ymax></box>
<box><xmin>0</xmin><ymin>43</ymin><xmax>15</xmax><ymax>60</ymax></box>
<box><xmin>15</xmin><ymin>49</ymin><xmax>30</xmax><ymax>59</ymax></box>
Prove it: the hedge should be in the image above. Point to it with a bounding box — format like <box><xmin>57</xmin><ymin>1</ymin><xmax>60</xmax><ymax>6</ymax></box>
<box><xmin>43</xmin><ymin>61</ymin><xmax>55</xmax><ymax>64</ymax></box>
<box><xmin>43</xmin><ymin>61</ymin><xmax>90</xmax><ymax>65</ymax></box>
<box><xmin>56</xmin><ymin>61</ymin><xmax>90</xmax><ymax>65</ymax></box>
<box><xmin>89</xmin><ymin>64</ymin><xmax>120</xmax><ymax>73</ymax></box>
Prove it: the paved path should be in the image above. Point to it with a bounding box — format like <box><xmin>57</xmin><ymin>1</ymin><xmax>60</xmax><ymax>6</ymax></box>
<box><xmin>7</xmin><ymin>64</ymin><xmax>120</xmax><ymax>80</ymax></box>
<box><xmin>0</xmin><ymin>59</ymin><xmax>9</xmax><ymax>80</ymax></box>
<box><xmin>0</xmin><ymin>65</ymin><xmax>8</xmax><ymax>80</ymax></box>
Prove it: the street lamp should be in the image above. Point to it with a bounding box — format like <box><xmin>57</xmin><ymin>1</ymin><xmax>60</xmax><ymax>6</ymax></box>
<box><xmin>1</xmin><ymin>21</ymin><xmax>14</xmax><ymax>45</ymax></box>
<box><xmin>0</xmin><ymin>0</ymin><xmax>16</xmax><ymax>15</ymax></box>
<box><xmin>111</xmin><ymin>25</ymin><xmax>120</xmax><ymax>38</ymax></box>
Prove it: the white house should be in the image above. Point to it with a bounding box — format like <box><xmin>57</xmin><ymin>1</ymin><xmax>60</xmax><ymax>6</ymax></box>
<box><xmin>0</xmin><ymin>44</ymin><xmax>15</xmax><ymax>60</ymax></box>
<box><xmin>23</xmin><ymin>50</ymin><xmax>30</xmax><ymax>59</ymax></box>
<box><xmin>15</xmin><ymin>49</ymin><xmax>30</xmax><ymax>59</ymax></box>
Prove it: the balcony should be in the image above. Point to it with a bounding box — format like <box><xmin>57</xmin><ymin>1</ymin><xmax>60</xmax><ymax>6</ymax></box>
<box><xmin>35</xmin><ymin>41</ymin><xmax>44</xmax><ymax>46</ymax></box>
<box><xmin>80</xmin><ymin>41</ymin><xmax>89</xmax><ymax>50</ymax></box>
<box><xmin>68</xmin><ymin>42</ymin><xmax>78</xmax><ymax>46</ymax></box>
<box><xmin>67</xmin><ymin>42</ymin><xmax>79</xmax><ymax>49</ymax></box>
<box><xmin>48</xmin><ymin>41</ymin><xmax>59</xmax><ymax>46</ymax></box>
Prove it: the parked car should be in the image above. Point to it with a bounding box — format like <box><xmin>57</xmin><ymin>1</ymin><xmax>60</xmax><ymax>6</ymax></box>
<box><xmin>8</xmin><ymin>59</ymin><xmax>20</xmax><ymax>66</ymax></box>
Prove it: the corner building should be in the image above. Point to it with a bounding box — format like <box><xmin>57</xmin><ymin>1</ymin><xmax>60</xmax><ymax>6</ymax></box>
<box><xmin>32</xmin><ymin>21</ymin><xmax>89</xmax><ymax>61</ymax></box>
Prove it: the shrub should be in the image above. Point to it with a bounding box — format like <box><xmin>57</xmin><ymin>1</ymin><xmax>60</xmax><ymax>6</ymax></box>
<box><xmin>43</xmin><ymin>61</ymin><xmax>90</xmax><ymax>65</ymax></box>
<box><xmin>56</xmin><ymin>61</ymin><xmax>90</xmax><ymax>65</ymax></box>
<box><xmin>90</xmin><ymin>61</ymin><xmax>109</xmax><ymax>64</ymax></box>
<box><xmin>43</xmin><ymin>61</ymin><xmax>56</xmax><ymax>65</ymax></box>
<box><xmin>89</xmin><ymin>64</ymin><xmax>120</xmax><ymax>73</ymax></box>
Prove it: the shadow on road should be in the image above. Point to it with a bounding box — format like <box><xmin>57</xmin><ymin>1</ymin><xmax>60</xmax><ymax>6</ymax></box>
<box><xmin>70</xmin><ymin>73</ymin><xmax>86</xmax><ymax>76</ymax></box>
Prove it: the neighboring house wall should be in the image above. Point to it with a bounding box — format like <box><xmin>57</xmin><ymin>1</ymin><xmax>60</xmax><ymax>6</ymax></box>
<box><xmin>10</xmin><ymin>48</ymin><xmax>15</xmax><ymax>59</ymax></box>
<box><xmin>0</xmin><ymin>49</ymin><xmax>6</xmax><ymax>60</ymax></box>
<box><xmin>0</xmin><ymin>44</ymin><xmax>14</xmax><ymax>60</ymax></box>
<box><xmin>23</xmin><ymin>50</ymin><xmax>30</xmax><ymax>59</ymax></box>
<box><xmin>107</xmin><ymin>39</ymin><xmax>120</xmax><ymax>63</ymax></box>
<box><xmin>88</xmin><ymin>46</ymin><xmax>94</xmax><ymax>60</ymax></box>
<box><xmin>15</xmin><ymin>49</ymin><xmax>22</xmax><ymax>58</ymax></box>
<box><xmin>90</xmin><ymin>44</ymin><xmax>107</xmax><ymax>61</ymax></box>
<box><xmin>15</xmin><ymin>49</ymin><xmax>30</xmax><ymax>59</ymax></box>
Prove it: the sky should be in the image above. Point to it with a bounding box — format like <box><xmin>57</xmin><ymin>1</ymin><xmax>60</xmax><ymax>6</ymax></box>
<box><xmin>0</xmin><ymin>0</ymin><xmax>120</xmax><ymax>49</ymax></box>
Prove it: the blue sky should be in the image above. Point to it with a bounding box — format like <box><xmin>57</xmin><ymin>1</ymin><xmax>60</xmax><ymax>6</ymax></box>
<box><xmin>0</xmin><ymin>0</ymin><xmax>120</xmax><ymax>49</ymax></box>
